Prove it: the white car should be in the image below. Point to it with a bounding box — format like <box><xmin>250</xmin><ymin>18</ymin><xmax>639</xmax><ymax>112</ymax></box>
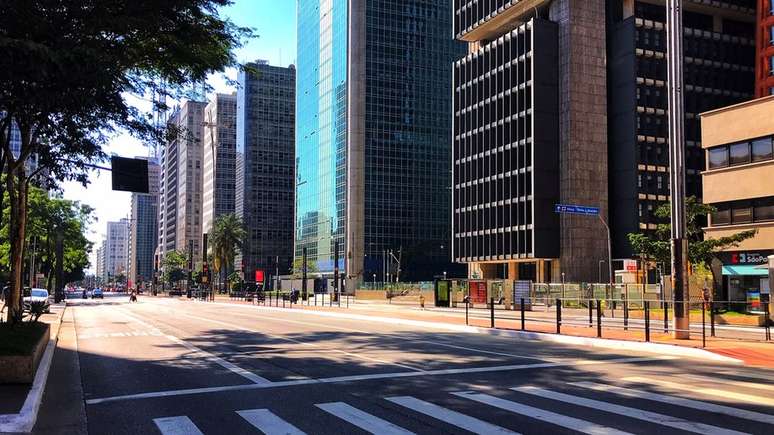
<box><xmin>23</xmin><ymin>288</ymin><xmax>51</xmax><ymax>313</ymax></box>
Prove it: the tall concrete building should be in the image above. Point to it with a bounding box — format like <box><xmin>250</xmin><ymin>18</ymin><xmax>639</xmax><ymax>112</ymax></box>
<box><xmin>608</xmin><ymin>0</ymin><xmax>757</xmax><ymax>259</ymax></box>
<box><xmin>128</xmin><ymin>158</ymin><xmax>160</xmax><ymax>288</ymax></box>
<box><xmin>757</xmin><ymin>0</ymin><xmax>774</xmax><ymax>96</ymax></box>
<box><xmin>452</xmin><ymin>0</ymin><xmax>609</xmax><ymax>283</ymax></box>
<box><xmin>105</xmin><ymin>219</ymin><xmax>129</xmax><ymax>278</ymax></box>
<box><xmin>95</xmin><ymin>243</ymin><xmax>105</xmax><ymax>281</ymax></box>
<box><xmin>296</xmin><ymin>0</ymin><xmax>465</xmax><ymax>285</ymax></box>
<box><xmin>236</xmin><ymin>61</ymin><xmax>295</xmax><ymax>283</ymax></box>
<box><xmin>202</xmin><ymin>93</ymin><xmax>237</xmax><ymax>236</ymax></box>
<box><xmin>157</xmin><ymin>100</ymin><xmax>206</xmax><ymax>265</ymax></box>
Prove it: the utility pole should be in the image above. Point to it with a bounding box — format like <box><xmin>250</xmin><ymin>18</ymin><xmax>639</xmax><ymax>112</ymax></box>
<box><xmin>667</xmin><ymin>0</ymin><xmax>690</xmax><ymax>339</ymax></box>
<box><xmin>302</xmin><ymin>247</ymin><xmax>308</xmax><ymax>300</ymax></box>
<box><xmin>334</xmin><ymin>241</ymin><xmax>339</xmax><ymax>299</ymax></box>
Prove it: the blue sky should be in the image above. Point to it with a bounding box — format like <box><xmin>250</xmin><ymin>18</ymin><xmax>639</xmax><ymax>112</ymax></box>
<box><xmin>62</xmin><ymin>1</ymin><xmax>297</xmax><ymax>270</ymax></box>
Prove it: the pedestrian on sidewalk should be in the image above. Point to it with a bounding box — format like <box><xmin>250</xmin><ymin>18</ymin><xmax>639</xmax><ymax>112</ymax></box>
<box><xmin>419</xmin><ymin>294</ymin><xmax>425</xmax><ymax>310</ymax></box>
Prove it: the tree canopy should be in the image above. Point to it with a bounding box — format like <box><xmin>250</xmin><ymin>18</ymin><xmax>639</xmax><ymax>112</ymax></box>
<box><xmin>627</xmin><ymin>196</ymin><xmax>756</xmax><ymax>268</ymax></box>
<box><xmin>161</xmin><ymin>250</ymin><xmax>188</xmax><ymax>285</ymax></box>
<box><xmin>0</xmin><ymin>0</ymin><xmax>253</xmax><ymax>324</ymax></box>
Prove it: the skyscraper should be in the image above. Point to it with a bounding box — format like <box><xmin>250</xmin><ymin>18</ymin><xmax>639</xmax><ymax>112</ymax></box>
<box><xmin>95</xmin><ymin>243</ymin><xmax>105</xmax><ymax>281</ymax></box>
<box><xmin>236</xmin><ymin>61</ymin><xmax>295</xmax><ymax>284</ymax></box>
<box><xmin>452</xmin><ymin>1</ymin><xmax>609</xmax><ymax>283</ymax></box>
<box><xmin>156</xmin><ymin>100</ymin><xmax>206</xmax><ymax>267</ymax></box>
<box><xmin>608</xmin><ymin>0</ymin><xmax>757</xmax><ymax>258</ymax></box>
<box><xmin>296</xmin><ymin>0</ymin><xmax>465</xmax><ymax>285</ymax></box>
<box><xmin>757</xmin><ymin>0</ymin><xmax>774</xmax><ymax>96</ymax></box>
<box><xmin>128</xmin><ymin>158</ymin><xmax>160</xmax><ymax>288</ymax></box>
<box><xmin>105</xmin><ymin>219</ymin><xmax>129</xmax><ymax>278</ymax></box>
<box><xmin>202</xmin><ymin>93</ymin><xmax>237</xmax><ymax>236</ymax></box>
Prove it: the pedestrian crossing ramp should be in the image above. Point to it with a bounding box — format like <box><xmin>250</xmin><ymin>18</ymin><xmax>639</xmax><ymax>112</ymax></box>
<box><xmin>153</xmin><ymin>377</ymin><xmax>774</xmax><ymax>434</ymax></box>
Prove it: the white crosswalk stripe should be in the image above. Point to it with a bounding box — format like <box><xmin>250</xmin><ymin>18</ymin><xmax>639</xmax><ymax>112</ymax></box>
<box><xmin>623</xmin><ymin>377</ymin><xmax>774</xmax><ymax>407</ymax></box>
<box><xmin>572</xmin><ymin>381</ymin><xmax>774</xmax><ymax>425</ymax></box>
<box><xmin>385</xmin><ymin>396</ymin><xmax>519</xmax><ymax>434</ymax></box>
<box><xmin>237</xmin><ymin>409</ymin><xmax>306</xmax><ymax>435</ymax></box>
<box><xmin>315</xmin><ymin>402</ymin><xmax>415</xmax><ymax>435</ymax></box>
<box><xmin>452</xmin><ymin>391</ymin><xmax>632</xmax><ymax>435</ymax></box>
<box><xmin>512</xmin><ymin>386</ymin><xmax>747</xmax><ymax>435</ymax></box>
<box><xmin>153</xmin><ymin>416</ymin><xmax>204</xmax><ymax>435</ymax></box>
<box><xmin>678</xmin><ymin>374</ymin><xmax>774</xmax><ymax>392</ymax></box>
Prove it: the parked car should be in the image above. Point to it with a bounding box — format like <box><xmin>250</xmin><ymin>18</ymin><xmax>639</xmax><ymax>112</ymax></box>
<box><xmin>23</xmin><ymin>288</ymin><xmax>51</xmax><ymax>313</ymax></box>
<box><xmin>92</xmin><ymin>288</ymin><xmax>104</xmax><ymax>299</ymax></box>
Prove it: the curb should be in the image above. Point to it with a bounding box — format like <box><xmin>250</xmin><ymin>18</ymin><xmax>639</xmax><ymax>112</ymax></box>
<box><xmin>194</xmin><ymin>299</ymin><xmax>744</xmax><ymax>365</ymax></box>
<box><xmin>0</xmin><ymin>304</ymin><xmax>66</xmax><ymax>434</ymax></box>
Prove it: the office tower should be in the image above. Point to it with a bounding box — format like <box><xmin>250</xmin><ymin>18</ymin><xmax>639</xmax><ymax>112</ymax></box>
<box><xmin>296</xmin><ymin>0</ymin><xmax>465</xmax><ymax>285</ymax></box>
<box><xmin>452</xmin><ymin>0</ymin><xmax>609</xmax><ymax>283</ymax></box>
<box><xmin>95</xmin><ymin>244</ymin><xmax>105</xmax><ymax>281</ymax></box>
<box><xmin>106</xmin><ymin>219</ymin><xmax>130</xmax><ymax>278</ymax></box>
<box><xmin>236</xmin><ymin>61</ymin><xmax>295</xmax><ymax>283</ymax></box>
<box><xmin>757</xmin><ymin>0</ymin><xmax>774</xmax><ymax>96</ymax></box>
<box><xmin>202</xmin><ymin>93</ymin><xmax>237</xmax><ymax>236</ymax></box>
<box><xmin>608</xmin><ymin>0</ymin><xmax>757</xmax><ymax>258</ymax></box>
<box><xmin>129</xmin><ymin>158</ymin><xmax>160</xmax><ymax>288</ymax></box>
<box><xmin>156</xmin><ymin>100</ymin><xmax>207</xmax><ymax>265</ymax></box>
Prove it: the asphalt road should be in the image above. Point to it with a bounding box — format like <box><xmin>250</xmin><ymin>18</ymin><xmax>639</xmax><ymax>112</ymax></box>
<box><xmin>54</xmin><ymin>295</ymin><xmax>774</xmax><ymax>435</ymax></box>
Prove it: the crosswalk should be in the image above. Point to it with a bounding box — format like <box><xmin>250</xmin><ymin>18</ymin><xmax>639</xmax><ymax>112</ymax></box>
<box><xmin>152</xmin><ymin>380</ymin><xmax>774</xmax><ymax>435</ymax></box>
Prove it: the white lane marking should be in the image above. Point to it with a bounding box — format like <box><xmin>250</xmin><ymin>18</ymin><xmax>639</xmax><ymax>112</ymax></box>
<box><xmin>385</xmin><ymin>396</ymin><xmax>518</xmax><ymax>434</ymax></box>
<box><xmin>153</xmin><ymin>416</ymin><xmax>203</xmax><ymax>435</ymax></box>
<box><xmin>84</xmin><ymin>355</ymin><xmax>674</xmax><ymax>405</ymax></box>
<box><xmin>237</xmin><ymin>409</ymin><xmax>306</xmax><ymax>435</ymax></box>
<box><xmin>713</xmin><ymin>370</ymin><xmax>774</xmax><ymax>383</ymax></box>
<box><xmin>116</xmin><ymin>308</ymin><xmax>271</xmax><ymax>385</ymax></box>
<box><xmin>679</xmin><ymin>374</ymin><xmax>774</xmax><ymax>392</ymax></box>
<box><xmin>512</xmin><ymin>386</ymin><xmax>747</xmax><ymax>435</ymax></box>
<box><xmin>170</xmin><ymin>311</ymin><xmax>426</xmax><ymax>372</ymax></box>
<box><xmin>315</xmin><ymin>402</ymin><xmax>414</xmax><ymax>435</ymax></box>
<box><xmin>624</xmin><ymin>377</ymin><xmax>774</xmax><ymax>407</ymax></box>
<box><xmin>412</xmin><ymin>340</ymin><xmax>548</xmax><ymax>361</ymax></box>
<box><xmin>453</xmin><ymin>391</ymin><xmax>632</xmax><ymax>435</ymax></box>
<box><xmin>573</xmin><ymin>382</ymin><xmax>774</xmax><ymax>425</ymax></box>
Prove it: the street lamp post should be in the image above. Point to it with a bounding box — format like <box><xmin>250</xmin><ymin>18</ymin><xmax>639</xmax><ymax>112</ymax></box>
<box><xmin>667</xmin><ymin>0</ymin><xmax>690</xmax><ymax>338</ymax></box>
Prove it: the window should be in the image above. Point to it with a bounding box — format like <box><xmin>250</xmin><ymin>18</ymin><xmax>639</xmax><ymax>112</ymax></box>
<box><xmin>729</xmin><ymin>142</ymin><xmax>750</xmax><ymax>165</ymax></box>
<box><xmin>755</xmin><ymin>199</ymin><xmax>774</xmax><ymax>222</ymax></box>
<box><xmin>731</xmin><ymin>204</ymin><xmax>753</xmax><ymax>224</ymax></box>
<box><xmin>708</xmin><ymin>147</ymin><xmax>728</xmax><ymax>169</ymax></box>
<box><xmin>712</xmin><ymin>208</ymin><xmax>731</xmax><ymax>225</ymax></box>
<box><xmin>752</xmin><ymin>137</ymin><xmax>774</xmax><ymax>162</ymax></box>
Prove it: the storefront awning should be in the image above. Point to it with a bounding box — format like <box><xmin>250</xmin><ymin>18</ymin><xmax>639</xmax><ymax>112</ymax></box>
<box><xmin>722</xmin><ymin>265</ymin><xmax>769</xmax><ymax>276</ymax></box>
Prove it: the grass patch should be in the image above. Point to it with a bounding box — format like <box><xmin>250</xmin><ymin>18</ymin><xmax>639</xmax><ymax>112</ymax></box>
<box><xmin>0</xmin><ymin>322</ymin><xmax>49</xmax><ymax>356</ymax></box>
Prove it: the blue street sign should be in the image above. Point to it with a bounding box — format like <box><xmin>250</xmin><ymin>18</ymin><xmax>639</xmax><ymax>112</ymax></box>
<box><xmin>554</xmin><ymin>204</ymin><xmax>600</xmax><ymax>216</ymax></box>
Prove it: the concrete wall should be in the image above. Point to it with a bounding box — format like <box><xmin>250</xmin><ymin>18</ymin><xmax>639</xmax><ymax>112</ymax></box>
<box><xmin>550</xmin><ymin>0</ymin><xmax>610</xmax><ymax>283</ymax></box>
<box><xmin>703</xmin><ymin>160</ymin><xmax>774</xmax><ymax>203</ymax></box>
<box><xmin>701</xmin><ymin>95</ymin><xmax>774</xmax><ymax>147</ymax></box>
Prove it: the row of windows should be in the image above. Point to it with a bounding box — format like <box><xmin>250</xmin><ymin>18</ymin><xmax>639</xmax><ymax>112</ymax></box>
<box><xmin>707</xmin><ymin>136</ymin><xmax>774</xmax><ymax>169</ymax></box>
<box><xmin>453</xmin><ymin>229</ymin><xmax>535</xmax><ymax>261</ymax></box>
<box><xmin>711</xmin><ymin>197</ymin><xmax>774</xmax><ymax>226</ymax></box>
<box><xmin>453</xmin><ymin>0</ymin><xmax>515</xmax><ymax>37</ymax></box>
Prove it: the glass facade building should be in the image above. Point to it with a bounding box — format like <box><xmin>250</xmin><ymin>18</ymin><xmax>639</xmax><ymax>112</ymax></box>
<box><xmin>296</xmin><ymin>0</ymin><xmax>465</xmax><ymax>284</ymax></box>
<box><xmin>236</xmin><ymin>61</ymin><xmax>296</xmax><ymax>284</ymax></box>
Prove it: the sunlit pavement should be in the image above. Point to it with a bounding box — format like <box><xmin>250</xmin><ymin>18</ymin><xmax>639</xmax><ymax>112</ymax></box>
<box><xmin>36</xmin><ymin>295</ymin><xmax>774</xmax><ymax>434</ymax></box>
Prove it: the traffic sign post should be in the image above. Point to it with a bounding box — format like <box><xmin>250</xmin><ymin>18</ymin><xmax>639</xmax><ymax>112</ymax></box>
<box><xmin>555</xmin><ymin>204</ymin><xmax>614</xmax><ymax>294</ymax></box>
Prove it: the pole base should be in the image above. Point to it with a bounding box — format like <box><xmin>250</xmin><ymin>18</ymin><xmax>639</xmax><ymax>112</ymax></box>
<box><xmin>673</xmin><ymin>316</ymin><xmax>690</xmax><ymax>339</ymax></box>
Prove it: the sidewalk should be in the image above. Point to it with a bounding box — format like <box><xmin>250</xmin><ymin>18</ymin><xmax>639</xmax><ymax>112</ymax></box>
<box><xmin>186</xmin><ymin>294</ymin><xmax>774</xmax><ymax>368</ymax></box>
<box><xmin>0</xmin><ymin>302</ymin><xmax>66</xmax><ymax>433</ymax></box>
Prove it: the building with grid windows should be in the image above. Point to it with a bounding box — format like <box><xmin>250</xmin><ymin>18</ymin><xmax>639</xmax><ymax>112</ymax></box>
<box><xmin>452</xmin><ymin>0</ymin><xmax>610</xmax><ymax>283</ymax></box>
<box><xmin>757</xmin><ymin>0</ymin><xmax>774</xmax><ymax>96</ymax></box>
<box><xmin>701</xmin><ymin>95</ymin><xmax>774</xmax><ymax>302</ymax></box>
<box><xmin>236</xmin><ymin>61</ymin><xmax>295</xmax><ymax>284</ymax></box>
<box><xmin>608</xmin><ymin>0</ymin><xmax>757</xmax><ymax>258</ymax></box>
<box><xmin>202</xmin><ymin>93</ymin><xmax>237</xmax><ymax>236</ymax></box>
<box><xmin>129</xmin><ymin>158</ymin><xmax>160</xmax><ymax>289</ymax></box>
<box><xmin>105</xmin><ymin>219</ymin><xmax>129</xmax><ymax>279</ymax></box>
<box><xmin>296</xmin><ymin>0</ymin><xmax>465</xmax><ymax>285</ymax></box>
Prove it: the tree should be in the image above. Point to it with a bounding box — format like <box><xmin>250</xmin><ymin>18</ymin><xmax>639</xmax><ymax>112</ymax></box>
<box><xmin>627</xmin><ymin>196</ymin><xmax>756</xmax><ymax>284</ymax></box>
<box><xmin>208</xmin><ymin>213</ymin><xmax>246</xmax><ymax>292</ymax></box>
<box><xmin>0</xmin><ymin>1</ymin><xmax>252</xmax><ymax>324</ymax></box>
<box><xmin>291</xmin><ymin>257</ymin><xmax>318</xmax><ymax>279</ymax></box>
<box><xmin>161</xmin><ymin>250</ymin><xmax>188</xmax><ymax>286</ymax></box>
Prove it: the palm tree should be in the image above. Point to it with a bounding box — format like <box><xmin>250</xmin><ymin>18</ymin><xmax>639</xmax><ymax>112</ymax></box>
<box><xmin>208</xmin><ymin>213</ymin><xmax>246</xmax><ymax>293</ymax></box>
